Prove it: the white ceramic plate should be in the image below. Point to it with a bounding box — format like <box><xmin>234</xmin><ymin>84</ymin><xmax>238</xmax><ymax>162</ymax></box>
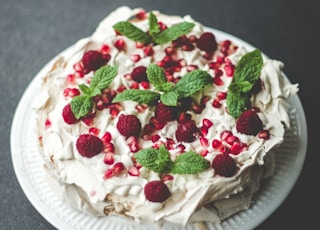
<box><xmin>11</xmin><ymin>27</ymin><xmax>307</xmax><ymax>230</ymax></box>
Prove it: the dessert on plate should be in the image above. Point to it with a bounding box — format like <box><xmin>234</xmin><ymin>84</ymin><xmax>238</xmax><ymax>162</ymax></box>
<box><xmin>33</xmin><ymin>6</ymin><xmax>299</xmax><ymax>225</ymax></box>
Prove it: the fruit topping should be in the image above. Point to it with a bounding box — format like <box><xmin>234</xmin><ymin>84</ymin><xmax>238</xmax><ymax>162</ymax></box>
<box><xmin>175</xmin><ymin>120</ymin><xmax>198</xmax><ymax>142</ymax></box>
<box><xmin>62</xmin><ymin>104</ymin><xmax>79</xmax><ymax>124</ymax></box>
<box><xmin>236</xmin><ymin>109</ymin><xmax>263</xmax><ymax>135</ymax></box>
<box><xmin>82</xmin><ymin>50</ymin><xmax>110</xmax><ymax>73</ymax></box>
<box><xmin>131</xmin><ymin>66</ymin><xmax>148</xmax><ymax>82</ymax></box>
<box><xmin>212</xmin><ymin>153</ymin><xmax>237</xmax><ymax>177</ymax></box>
<box><xmin>155</xmin><ymin>102</ymin><xmax>176</xmax><ymax>123</ymax></box>
<box><xmin>76</xmin><ymin>134</ymin><xmax>103</xmax><ymax>158</ymax></box>
<box><xmin>196</xmin><ymin>32</ymin><xmax>217</xmax><ymax>53</ymax></box>
<box><xmin>116</xmin><ymin>114</ymin><xmax>142</xmax><ymax>138</ymax></box>
<box><xmin>144</xmin><ymin>180</ymin><xmax>171</xmax><ymax>202</ymax></box>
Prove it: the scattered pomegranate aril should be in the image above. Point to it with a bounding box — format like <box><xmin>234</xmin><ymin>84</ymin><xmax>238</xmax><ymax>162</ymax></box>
<box><xmin>104</xmin><ymin>168</ymin><xmax>114</xmax><ymax>179</ymax></box>
<box><xmin>104</xmin><ymin>152</ymin><xmax>115</xmax><ymax>165</ymax></box>
<box><xmin>258</xmin><ymin>130</ymin><xmax>270</xmax><ymax>140</ymax></box>
<box><xmin>161</xmin><ymin>174</ymin><xmax>174</xmax><ymax>182</ymax></box>
<box><xmin>103</xmin><ymin>143</ymin><xmax>115</xmax><ymax>153</ymax></box>
<box><xmin>202</xmin><ymin>119</ymin><xmax>213</xmax><ymax>129</ymax></box>
<box><xmin>130</xmin><ymin>54</ymin><xmax>141</xmax><ymax>63</ymax></box>
<box><xmin>113</xmin><ymin>162</ymin><xmax>125</xmax><ymax>175</ymax></box>
<box><xmin>114</xmin><ymin>38</ymin><xmax>126</xmax><ymax>51</ymax></box>
<box><xmin>101</xmin><ymin>131</ymin><xmax>112</xmax><ymax>144</ymax></box>
<box><xmin>89</xmin><ymin>127</ymin><xmax>100</xmax><ymax>136</ymax></box>
<box><xmin>128</xmin><ymin>166</ymin><xmax>140</xmax><ymax>176</ymax></box>
<box><xmin>45</xmin><ymin>119</ymin><xmax>51</xmax><ymax>128</ymax></box>
<box><xmin>212</xmin><ymin>139</ymin><xmax>223</xmax><ymax>149</ymax></box>
<box><xmin>143</xmin><ymin>45</ymin><xmax>154</xmax><ymax>56</ymax></box>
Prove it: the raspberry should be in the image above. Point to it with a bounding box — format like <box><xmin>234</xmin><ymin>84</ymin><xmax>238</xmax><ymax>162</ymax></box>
<box><xmin>76</xmin><ymin>134</ymin><xmax>103</xmax><ymax>158</ymax></box>
<box><xmin>155</xmin><ymin>102</ymin><xmax>176</xmax><ymax>123</ymax></box>
<box><xmin>116</xmin><ymin>114</ymin><xmax>141</xmax><ymax>138</ymax></box>
<box><xmin>82</xmin><ymin>50</ymin><xmax>109</xmax><ymax>73</ymax></box>
<box><xmin>131</xmin><ymin>66</ymin><xmax>148</xmax><ymax>82</ymax></box>
<box><xmin>212</xmin><ymin>153</ymin><xmax>237</xmax><ymax>177</ymax></box>
<box><xmin>196</xmin><ymin>32</ymin><xmax>217</xmax><ymax>53</ymax></box>
<box><xmin>175</xmin><ymin>120</ymin><xmax>198</xmax><ymax>143</ymax></box>
<box><xmin>236</xmin><ymin>109</ymin><xmax>263</xmax><ymax>135</ymax></box>
<box><xmin>144</xmin><ymin>180</ymin><xmax>171</xmax><ymax>202</ymax></box>
<box><xmin>62</xmin><ymin>104</ymin><xmax>78</xmax><ymax>124</ymax></box>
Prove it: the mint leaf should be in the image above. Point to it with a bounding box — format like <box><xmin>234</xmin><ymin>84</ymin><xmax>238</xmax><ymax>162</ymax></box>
<box><xmin>156</xmin><ymin>82</ymin><xmax>173</xmax><ymax>92</ymax></box>
<box><xmin>226</xmin><ymin>84</ymin><xmax>251</xmax><ymax>118</ymax></box>
<box><xmin>173</xmin><ymin>70</ymin><xmax>212</xmax><ymax>99</ymax></box>
<box><xmin>112</xmin><ymin>89</ymin><xmax>160</xmax><ymax>105</ymax></box>
<box><xmin>160</xmin><ymin>91</ymin><xmax>178</xmax><ymax>106</ymax></box>
<box><xmin>226</xmin><ymin>49</ymin><xmax>263</xmax><ymax>118</ymax></box>
<box><xmin>134</xmin><ymin>145</ymin><xmax>173</xmax><ymax>174</ymax></box>
<box><xmin>113</xmin><ymin>21</ymin><xmax>152</xmax><ymax>44</ymax></box>
<box><xmin>154</xmin><ymin>22</ymin><xmax>195</xmax><ymax>44</ymax></box>
<box><xmin>234</xmin><ymin>49</ymin><xmax>263</xmax><ymax>85</ymax></box>
<box><xmin>171</xmin><ymin>151</ymin><xmax>210</xmax><ymax>174</ymax></box>
<box><xmin>70</xmin><ymin>95</ymin><xmax>93</xmax><ymax>119</ymax></box>
<box><xmin>146</xmin><ymin>64</ymin><xmax>167</xmax><ymax>87</ymax></box>
<box><xmin>148</xmin><ymin>12</ymin><xmax>160</xmax><ymax>39</ymax></box>
<box><xmin>78</xmin><ymin>84</ymin><xmax>93</xmax><ymax>96</ymax></box>
<box><xmin>89</xmin><ymin>65</ymin><xmax>118</xmax><ymax>93</ymax></box>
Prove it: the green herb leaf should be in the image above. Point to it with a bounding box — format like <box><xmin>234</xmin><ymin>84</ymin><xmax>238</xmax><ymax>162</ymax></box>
<box><xmin>226</xmin><ymin>83</ymin><xmax>251</xmax><ymax>118</ymax></box>
<box><xmin>160</xmin><ymin>91</ymin><xmax>179</xmax><ymax>106</ymax></box>
<box><xmin>146</xmin><ymin>64</ymin><xmax>167</xmax><ymax>88</ymax></box>
<box><xmin>234</xmin><ymin>49</ymin><xmax>263</xmax><ymax>85</ymax></box>
<box><xmin>226</xmin><ymin>49</ymin><xmax>263</xmax><ymax>118</ymax></box>
<box><xmin>70</xmin><ymin>95</ymin><xmax>93</xmax><ymax>120</ymax></box>
<box><xmin>134</xmin><ymin>145</ymin><xmax>173</xmax><ymax>174</ymax></box>
<box><xmin>171</xmin><ymin>151</ymin><xmax>210</xmax><ymax>174</ymax></box>
<box><xmin>78</xmin><ymin>84</ymin><xmax>93</xmax><ymax>96</ymax></box>
<box><xmin>148</xmin><ymin>12</ymin><xmax>160</xmax><ymax>39</ymax></box>
<box><xmin>112</xmin><ymin>89</ymin><xmax>160</xmax><ymax>105</ymax></box>
<box><xmin>89</xmin><ymin>65</ymin><xmax>118</xmax><ymax>93</ymax></box>
<box><xmin>113</xmin><ymin>21</ymin><xmax>152</xmax><ymax>44</ymax></box>
<box><xmin>154</xmin><ymin>22</ymin><xmax>195</xmax><ymax>45</ymax></box>
<box><xmin>173</xmin><ymin>70</ymin><xmax>212</xmax><ymax>99</ymax></box>
<box><xmin>156</xmin><ymin>82</ymin><xmax>173</xmax><ymax>92</ymax></box>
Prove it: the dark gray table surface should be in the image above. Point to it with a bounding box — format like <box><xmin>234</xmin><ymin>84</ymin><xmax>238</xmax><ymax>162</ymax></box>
<box><xmin>1</xmin><ymin>0</ymin><xmax>319</xmax><ymax>229</ymax></box>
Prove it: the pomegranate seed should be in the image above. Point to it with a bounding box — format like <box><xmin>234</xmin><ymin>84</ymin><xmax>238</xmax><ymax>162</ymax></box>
<box><xmin>103</xmin><ymin>143</ymin><xmax>115</xmax><ymax>153</ymax></box>
<box><xmin>177</xmin><ymin>112</ymin><xmax>192</xmax><ymax>123</ymax></box>
<box><xmin>136</xmin><ymin>10</ymin><xmax>146</xmax><ymax>20</ymax></box>
<box><xmin>140</xmin><ymin>81</ymin><xmax>150</xmax><ymax>89</ymax></box>
<box><xmin>200</xmin><ymin>137</ymin><xmax>209</xmax><ymax>147</ymax></box>
<box><xmin>74</xmin><ymin>71</ymin><xmax>84</xmax><ymax>78</ymax></box>
<box><xmin>130</xmin><ymin>54</ymin><xmax>141</xmax><ymax>62</ymax></box>
<box><xmin>124</xmin><ymin>73</ymin><xmax>132</xmax><ymax>81</ymax></box>
<box><xmin>66</xmin><ymin>74</ymin><xmax>76</xmax><ymax>84</ymax></box>
<box><xmin>188</xmin><ymin>35</ymin><xmax>198</xmax><ymax>43</ymax></box>
<box><xmin>214</xmin><ymin>69</ymin><xmax>223</xmax><ymax>78</ymax></box>
<box><xmin>213</xmin><ymin>76</ymin><xmax>224</xmax><ymax>86</ymax></box>
<box><xmin>101</xmin><ymin>131</ymin><xmax>112</xmax><ymax>143</ymax></box>
<box><xmin>104</xmin><ymin>152</ymin><xmax>115</xmax><ymax>165</ymax></box>
<box><xmin>130</xmin><ymin>82</ymin><xmax>139</xmax><ymax>89</ymax></box>
<box><xmin>128</xmin><ymin>166</ymin><xmax>140</xmax><ymax>176</ymax></box>
<box><xmin>158</xmin><ymin>21</ymin><xmax>168</xmax><ymax>31</ymax></box>
<box><xmin>177</xmin><ymin>143</ymin><xmax>186</xmax><ymax>153</ymax></box>
<box><xmin>161</xmin><ymin>174</ymin><xmax>174</xmax><ymax>181</ymax></box>
<box><xmin>221</xmin><ymin>40</ymin><xmax>231</xmax><ymax>48</ymax></box>
<box><xmin>89</xmin><ymin>127</ymin><xmax>100</xmax><ymax>136</ymax></box>
<box><xmin>217</xmin><ymin>91</ymin><xmax>227</xmax><ymax>100</ymax></box>
<box><xmin>258</xmin><ymin>130</ymin><xmax>270</xmax><ymax>140</ymax></box>
<box><xmin>126</xmin><ymin>136</ymin><xmax>138</xmax><ymax>145</ymax></box>
<box><xmin>225</xmin><ymin>135</ymin><xmax>239</xmax><ymax>145</ymax></box>
<box><xmin>143</xmin><ymin>45</ymin><xmax>154</xmax><ymax>56</ymax></box>
<box><xmin>142</xmin><ymin>123</ymin><xmax>155</xmax><ymax>135</ymax></box>
<box><xmin>117</xmin><ymin>85</ymin><xmax>126</xmax><ymax>92</ymax></box>
<box><xmin>186</xmin><ymin>64</ymin><xmax>198</xmax><ymax>72</ymax></box>
<box><xmin>216</xmin><ymin>56</ymin><xmax>224</xmax><ymax>64</ymax></box>
<box><xmin>181</xmin><ymin>43</ymin><xmax>195</xmax><ymax>51</ymax></box>
<box><xmin>200</xmin><ymin>96</ymin><xmax>211</xmax><ymax>107</ymax></box>
<box><xmin>150</xmin><ymin>117</ymin><xmax>165</xmax><ymax>130</ymax></box>
<box><xmin>135</xmin><ymin>104</ymin><xmax>147</xmax><ymax>113</ymax></box>
<box><xmin>45</xmin><ymin>119</ymin><xmax>51</xmax><ymax>128</ymax></box>
<box><xmin>95</xmin><ymin>100</ymin><xmax>104</xmax><ymax>110</ymax></box>
<box><xmin>165</xmin><ymin>46</ymin><xmax>174</xmax><ymax>55</ymax></box>
<box><xmin>191</xmin><ymin>102</ymin><xmax>203</xmax><ymax>114</ymax></box>
<box><xmin>220</xmin><ymin>130</ymin><xmax>233</xmax><ymax>141</ymax></box>
<box><xmin>165</xmin><ymin>138</ymin><xmax>175</xmax><ymax>150</ymax></box>
<box><xmin>200</xmin><ymin>149</ymin><xmax>209</xmax><ymax>157</ymax></box>
<box><xmin>202</xmin><ymin>119</ymin><xmax>213</xmax><ymax>129</ymax></box>
<box><xmin>104</xmin><ymin>168</ymin><xmax>114</xmax><ymax>179</ymax></box>
<box><xmin>208</xmin><ymin>61</ymin><xmax>220</xmax><ymax>70</ymax></box>
<box><xmin>110</xmin><ymin>107</ymin><xmax>119</xmax><ymax>118</ymax></box>
<box><xmin>73</xmin><ymin>63</ymin><xmax>83</xmax><ymax>72</ymax></box>
<box><xmin>129</xmin><ymin>141</ymin><xmax>140</xmax><ymax>153</ymax></box>
<box><xmin>82</xmin><ymin>117</ymin><xmax>94</xmax><ymax>126</ymax></box>
<box><xmin>224</xmin><ymin>64</ymin><xmax>235</xmax><ymax>77</ymax></box>
<box><xmin>200</xmin><ymin>126</ymin><xmax>208</xmax><ymax>136</ymax></box>
<box><xmin>114</xmin><ymin>38</ymin><xmax>126</xmax><ymax>50</ymax></box>
<box><xmin>113</xmin><ymin>162</ymin><xmax>125</xmax><ymax>175</ymax></box>
<box><xmin>100</xmin><ymin>44</ymin><xmax>110</xmax><ymax>54</ymax></box>
<box><xmin>152</xmin><ymin>140</ymin><xmax>165</xmax><ymax>149</ymax></box>
<box><xmin>230</xmin><ymin>142</ymin><xmax>248</xmax><ymax>155</ymax></box>
<box><xmin>212</xmin><ymin>98</ymin><xmax>222</xmax><ymax>108</ymax></box>
<box><xmin>135</xmin><ymin>42</ymin><xmax>144</xmax><ymax>48</ymax></box>
<box><xmin>212</xmin><ymin>139</ymin><xmax>222</xmax><ymax>149</ymax></box>
<box><xmin>151</xmin><ymin>134</ymin><xmax>160</xmax><ymax>143</ymax></box>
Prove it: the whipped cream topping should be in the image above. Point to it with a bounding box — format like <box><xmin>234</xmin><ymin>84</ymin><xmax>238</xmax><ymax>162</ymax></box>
<box><xmin>33</xmin><ymin>6</ymin><xmax>299</xmax><ymax>225</ymax></box>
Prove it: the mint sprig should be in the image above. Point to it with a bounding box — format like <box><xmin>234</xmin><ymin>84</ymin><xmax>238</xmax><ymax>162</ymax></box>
<box><xmin>113</xmin><ymin>12</ymin><xmax>195</xmax><ymax>45</ymax></box>
<box><xmin>112</xmin><ymin>64</ymin><xmax>212</xmax><ymax>106</ymax></box>
<box><xmin>134</xmin><ymin>145</ymin><xmax>209</xmax><ymax>175</ymax></box>
<box><xmin>70</xmin><ymin>65</ymin><xmax>118</xmax><ymax>119</ymax></box>
<box><xmin>226</xmin><ymin>49</ymin><xmax>263</xmax><ymax>118</ymax></box>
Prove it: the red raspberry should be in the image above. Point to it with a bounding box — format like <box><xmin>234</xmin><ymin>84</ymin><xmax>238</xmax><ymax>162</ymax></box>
<box><xmin>175</xmin><ymin>120</ymin><xmax>198</xmax><ymax>143</ymax></box>
<box><xmin>196</xmin><ymin>32</ymin><xmax>217</xmax><ymax>53</ymax></box>
<box><xmin>155</xmin><ymin>102</ymin><xmax>176</xmax><ymax>123</ymax></box>
<box><xmin>144</xmin><ymin>180</ymin><xmax>171</xmax><ymax>202</ymax></box>
<box><xmin>62</xmin><ymin>104</ymin><xmax>78</xmax><ymax>124</ymax></box>
<box><xmin>76</xmin><ymin>134</ymin><xmax>103</xmax><ymax>158</ymax></box>
<box><xmin>236</xmin><ymin>109</ymin><xmax>263</xmax><ymax>135</ymax></box>
<box><xmin>116</xmin><ymin>114</ymin><xmax>141</xmax><ymax>138</ymax></box>
<box><xmin>82</xmin><ymin>50</ymin><xmax>110</xmax><ymax>73</ymax></box>
<box><xmin>212</xmin><ymin>153</ymin><xmax>237</xmax><ymax>177</ymax></box>
<box><xmin>131</xmin><ymin>66</ymin><xmax>148</xmax><ymax>82</ymax></box>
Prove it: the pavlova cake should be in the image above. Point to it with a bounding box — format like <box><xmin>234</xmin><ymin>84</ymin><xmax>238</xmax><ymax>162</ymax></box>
<box><xmin>33</xmin><ymin>6</ymin><xmax>299</xmax><ymax>226</ymax></box>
